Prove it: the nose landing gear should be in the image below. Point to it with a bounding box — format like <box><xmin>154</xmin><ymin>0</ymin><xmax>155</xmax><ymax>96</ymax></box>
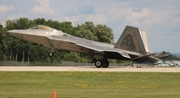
<box><xmin>48</xmin><ymin>48</ymin><xmax>54</xmax><ymax>57</ymax></box>
<box><xmin>49</xmin><ymin>52</ymin><xmax>54</xmax><ymax>57</ymax></box>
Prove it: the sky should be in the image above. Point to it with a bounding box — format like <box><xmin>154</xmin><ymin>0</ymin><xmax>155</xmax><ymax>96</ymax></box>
<box><xmin>0</xmin><ymin>0</ymin><xmax>180</xmax><ymax>53</ymax></box>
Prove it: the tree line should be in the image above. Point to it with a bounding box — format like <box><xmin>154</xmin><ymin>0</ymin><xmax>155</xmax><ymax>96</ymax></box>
<box><xmin>0</xmin><ymin>17</ymin><xmax>179</xmax><ymax>64</ymax></box>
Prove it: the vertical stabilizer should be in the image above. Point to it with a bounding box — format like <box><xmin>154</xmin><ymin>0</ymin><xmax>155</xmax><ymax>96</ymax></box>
<box><xmin>114</xmin><ymin>26</ymin><xmax>151</xmax><ymax>54</ymax></box>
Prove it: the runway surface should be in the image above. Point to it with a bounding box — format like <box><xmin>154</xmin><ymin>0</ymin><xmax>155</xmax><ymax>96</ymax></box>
<box><xmin>0</xmin><ymin>66</ymin><xmax>180</xmax><ymax>72</ymax></box>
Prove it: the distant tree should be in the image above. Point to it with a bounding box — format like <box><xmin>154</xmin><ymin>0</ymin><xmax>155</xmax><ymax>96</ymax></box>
<box><xmin>5</xmin><ymin>20</ymin><xmax>15</xmax><ymax>30</ymax></box>
<box><xmin>13</xmin><ymin>18</ymin><xmax>32</xmax><ymax>29</ymax></box>
<box><xmin>0</xmin><ymin>24</ymin><xmax>2</xmax><ymax>28</ymax></box>
<box><xmin>75</xmin><ymin>22</ymin><xmax>98</xmax><ymax>41</ymax></box>
<box><xmin>96</xmin><ymin>24</ymin><xmax>114</xmax><ymax>44</ymax></box>
<box><xmin>74</xmin><ymin>22</ymin><xmax>114</xmax><ymax>44</ymax></box>
<box><xmin>0</xmin><ymin>24</ymin><xmax>7</xmax><ymax>60</ymax></box>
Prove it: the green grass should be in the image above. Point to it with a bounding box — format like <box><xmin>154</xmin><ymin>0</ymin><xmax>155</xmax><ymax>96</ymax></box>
<box><xmin>0</xmin><ymin>72</ymin><xmax>180</xmax><ymax>98</ymax></box>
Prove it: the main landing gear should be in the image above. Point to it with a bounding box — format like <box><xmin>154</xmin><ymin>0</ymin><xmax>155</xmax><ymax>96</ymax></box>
<box><xmin>94</xmin><ymin>59</ymin><xmax>109</xmax><ymax>68</ymax></box>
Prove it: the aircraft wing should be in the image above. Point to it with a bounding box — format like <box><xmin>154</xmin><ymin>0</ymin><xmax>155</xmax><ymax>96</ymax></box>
<box><xmin>76</xmin><ymin>42</ymin><xmax>131</xmax><ymax>59</ymax></box>
<box><xmin>47</xmin><ymin>36</ymin><xmax>131</xmax><ymax>59</ymax></box>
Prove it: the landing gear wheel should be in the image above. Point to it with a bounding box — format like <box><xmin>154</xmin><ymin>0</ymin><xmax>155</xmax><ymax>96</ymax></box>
<box><xmin>102</xmin><ymin>59</ymin><xmax>109</xmax><ymax>68</ymax></box>
<box><xmin>102</xmin><ymin>62</ymin><xmax>109</xmax><ymax>68</ymax></box>
<box><xmin>49</xmin><ymin>52</ymin><xmax>54</xmax><ymax>57</ymax></box>
<box><xmin>95</xmin><ymin>60</ymin><xmax>102</xmax><ymax>68</ymax></box>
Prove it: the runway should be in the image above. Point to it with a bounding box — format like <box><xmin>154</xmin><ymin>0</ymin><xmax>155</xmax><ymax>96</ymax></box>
<box><xmin>0</xmin><ymin>66</ymin><xmax>180</xmax><ymax>72</ymax></box>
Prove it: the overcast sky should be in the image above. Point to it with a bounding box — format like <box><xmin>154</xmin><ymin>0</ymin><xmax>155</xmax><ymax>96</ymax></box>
<box><xmin>0</xmin><ymin>0</ymin><xmax>180</xmax><ymax>53</ymax></box>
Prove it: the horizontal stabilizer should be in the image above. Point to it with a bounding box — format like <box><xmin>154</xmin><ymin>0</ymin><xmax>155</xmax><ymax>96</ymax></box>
<box><xmin>154</xmin><ymin>54</ymin><xmax>169</xmax><ymax>59</ymax></box>
<box><xmin>132</xmin><ymin>53</ymin><xmax>158</xmax><ymax>61</ymax></box>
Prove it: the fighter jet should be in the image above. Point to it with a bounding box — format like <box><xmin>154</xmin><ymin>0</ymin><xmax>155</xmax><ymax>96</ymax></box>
<box><xmin>8</xmin><ymin>25</ymin><xmax>164</xmax><ymax>68</ymax></box>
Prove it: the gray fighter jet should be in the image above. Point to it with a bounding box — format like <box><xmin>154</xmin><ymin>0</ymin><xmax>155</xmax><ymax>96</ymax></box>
<box><xmin>8</xmin><ymin>25</ymin><xmax>164</xmax><ymax>68</ymax></box>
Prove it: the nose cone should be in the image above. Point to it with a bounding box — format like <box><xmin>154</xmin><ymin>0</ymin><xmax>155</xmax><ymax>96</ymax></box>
<box><xmin>7</xmin><ymin>30</ymin><xmax>22</xmax><ymax>38</ymax></box>
<box><xmin>8</xmin><ymin>30</ymin><xmax>19</xmax><ymax>33</ymax></box>
<box><xmin>8</xmin><ymin>30</ymin><xmax>19</xmax><ymax>35</ymax></box>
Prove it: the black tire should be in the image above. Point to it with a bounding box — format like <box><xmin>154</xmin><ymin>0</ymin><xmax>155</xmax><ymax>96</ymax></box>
<box><xmin>95</xmin><ymin>60</ymin><xmax>102</xmax><ymax>68</ymax></box>
<box><xmin>102</xmin><ymin>59</ymin><xmax>109</xmax><ymax>68</ymax></box>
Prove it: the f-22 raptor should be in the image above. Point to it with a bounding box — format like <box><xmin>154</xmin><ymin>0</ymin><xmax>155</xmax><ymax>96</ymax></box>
<box><xmin>8</xmin><ymin>25</ymin><xmax>166</xmax><ymax>68</ymax></box>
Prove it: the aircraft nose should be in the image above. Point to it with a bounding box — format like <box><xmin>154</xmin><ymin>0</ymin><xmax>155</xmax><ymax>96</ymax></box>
<box><xmin>8</xmin><ymin>30</ymin><xmax>18</xmax><ymax>34</ymax></box>
<box><xmin>7</xmin><ymin>30</ymin><xmax>20</xmax><ymax>37</ymax></box>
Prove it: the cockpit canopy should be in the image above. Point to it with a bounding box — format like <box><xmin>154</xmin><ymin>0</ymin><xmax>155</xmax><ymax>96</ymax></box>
<box><xmin>29</xmin><ymin>25</ymin><xmax>70</xmax><ymax>36</ymax></box>
<box><xmin>30</xmin><ymin>25</ymin><xmax>55</xmax><ymax>31</ymax></box>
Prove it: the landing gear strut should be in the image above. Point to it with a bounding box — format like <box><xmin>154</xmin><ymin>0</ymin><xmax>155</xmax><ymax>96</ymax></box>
<box><xmin>48</xmin><ymin>48</ymin><xmax>54</xmax><ymax>57</ymax></box>
<box><xmin>94</xmin><ymin>59</ymin><xmax>109</xmax><ymax>68</ymax></box>
<box><xmin>49</xmin><ymin>52</ymin><xmax>54</xmax><ymax>57</ymax></box>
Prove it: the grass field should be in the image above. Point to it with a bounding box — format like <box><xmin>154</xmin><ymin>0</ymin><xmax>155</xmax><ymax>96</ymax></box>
<box><xmin>0</xmin><ymin>72</ymin><xmax>180</xmax><ymax>98</ymax></box>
